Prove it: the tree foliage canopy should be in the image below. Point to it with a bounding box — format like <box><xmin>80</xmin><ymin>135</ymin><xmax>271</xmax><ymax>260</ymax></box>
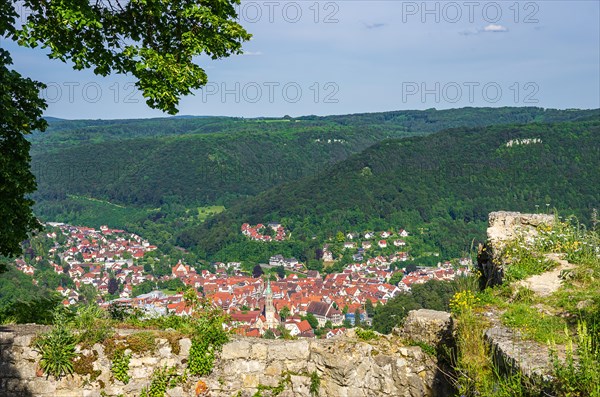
<box><xmin>0</xmin><ymin>0</ymin><xmax>250</xmax><ymax>257</ymax></box>
<box><xmin>15</xmin><ymin>0</ymin><xmax>250</xmax><ymax>113</ymax></box>
<box><xmin>372</xmin><ymin>279</ymin><xmax>457</xmax><ymax>334</ymax></box>
<box><xmin>0</xmin><ymin>48</ymin><xmax>46</xmax><ymax>256</ymax></box>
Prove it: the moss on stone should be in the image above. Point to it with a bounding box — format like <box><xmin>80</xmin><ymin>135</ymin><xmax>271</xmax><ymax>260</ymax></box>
<box><xmin>73</xmin><ymin>350</ymin><xmax>101</xmax><ymax>380</ymax></box>
<box><xmin>125</xmin><ymin>331</ymin><xmax>156</xmax><ymax>355</ymax></box>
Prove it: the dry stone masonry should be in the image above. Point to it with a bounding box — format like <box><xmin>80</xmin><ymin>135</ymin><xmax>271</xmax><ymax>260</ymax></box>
<box><xmin>393</xmin><ymin>310</ymin><xmax>452</xmax><ymax>347</ymax></box>
<box><xmin>477</xmin><ymin>211</ymin><xmax>555</xmax><ymax>287</ymax></box>
<box><xmin>477</xmin><ymin>211</ymin><xmax>568</xmax><ymax>390</ymax></box>
<box><xmin>0</xmin><ymin>325</ymin><xmax>449</xmax><ymax>397</ymax></box>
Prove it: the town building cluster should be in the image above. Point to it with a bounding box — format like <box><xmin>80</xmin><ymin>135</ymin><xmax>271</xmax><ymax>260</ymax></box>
<box><xmin>14</xmin><ymin>223</ymin><xmax>470</xmax><ymax>339</ymax></box>
<box><xmin>15</xmin><ymin>223</ymin><xmax>158</xmax><ymax>305</ymax></box>
<box><xmin>241</xmin><ymin>222</ymin><xmax>287</xmax><ymax>242</ymax></box>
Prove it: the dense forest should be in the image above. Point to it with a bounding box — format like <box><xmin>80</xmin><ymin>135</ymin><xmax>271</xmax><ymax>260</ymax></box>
<box><xmin>31</xmin><ymin>107</ymin><xmax>597</xmax><ymax>213</ymax></box>
<box><xmin>35</xmin><ymin>107</ymin><xmax>596</xmax><ymax>151</ymax></box>
<box><xmin>177</xmin><ymin>119</ymin><xmax>600</xmax><ymax>261</ymax></box>
<box><xmin>31</xmin><ymin>123</ymin><xmax>410</xmax><ymax>208</ymax></box>
<box><xmin>28</xmin><ymin>107</ymin><xmax>599</xmax><ymax>263</ymax></box>
<box><xmin>298</xmin><ymin>107</ymin><xmax>598</xmax><ymax>131</ymax></box>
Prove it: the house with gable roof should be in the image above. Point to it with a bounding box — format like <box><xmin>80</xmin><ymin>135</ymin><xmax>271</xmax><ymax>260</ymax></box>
<box><xmin>306</xmin><ymin>301</ymin><xmax>343</xmax><ymax>327</ymax></box>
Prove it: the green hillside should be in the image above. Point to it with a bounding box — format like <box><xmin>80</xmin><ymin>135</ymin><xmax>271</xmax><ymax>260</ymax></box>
<box><xmin>177</xmin><ymin>119</ymin><xmax>600</xmax><ymax>260</ymax></box>
<box><xmin>299</xmin><ymin>107</ymin><xmax>597</xmax><ymax>130</ymax></box>
<box><xmin>34</xmin><ymin>107</ymin><xmax>595</xmax><ymax>152</ymax></box>
<box><xmin>31</xmin><ymin>124</ymin><xmax>411</xmax><ymax>208</ymax></box>
<box><xmin>29</xmin><ymin>107</ymin><xmax>599</xmax><ymax>253</ymax></box>
<box><xmin>31</xmin><ymin>107</ymin><xmax>597</xmax><ymax>211</ymax></box>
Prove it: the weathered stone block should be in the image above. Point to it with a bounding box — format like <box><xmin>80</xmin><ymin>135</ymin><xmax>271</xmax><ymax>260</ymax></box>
<box><xmin>396</xmin><ymin>309</ymin><xmax>452</xmax><ymax>347</ymax></box>
<box><xmin>178</xmin><ymin>338</ymin><xmax>191</xmax><ymax>357</ymax></box>
<box><xmin>221</xmin><ymin>339</ymin><xmax>251</xmax><ymax>359</ymax></box>
<box><xmin>166</xmin><ymin>386</ymin><xmax>185</xmax><ymax>397</ymax></box>
<box><xmin>241</xmin><ymin>373</ymin><xmax>259</xmax><ymax>388</ymax></box>
<box><xmin>250</xmin><ymin>342</ymin><xmax>267</xmax><ymax>360</ymax></box>
<box><xmin>28</xmin><ymin>378</ymin><xmax>57</xmax><ymax>395</ymax></box>
<box><xmin>266</xmin><ymin>340</ymin><xmax>309</xmax><ymax>361</ymax></box>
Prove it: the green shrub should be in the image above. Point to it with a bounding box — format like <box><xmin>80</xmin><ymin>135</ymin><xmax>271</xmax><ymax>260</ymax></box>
<box><xmin>34</xmin><ymin>312</ymin><xmax>77</xmax><ymax>379</ymax></box>
<box><xmin>72</xmin><ymin>304</ymin><xmax>113</xmax><ymax>346</ymax></box>
<box><xmin>139</xmin><ymin>367</ymin><xmax>180</xmax><ymax>397</ymax></box>
<box><xmin>123</xmin><ymin>313</ymin><xmax>196</xmax><ymax>335</ymax></box>
<box><xmin>355</xmin><ymin>327</ymin><xmax>377</xmax><ymax>341</ymax></box>
<box><xmin>125</xmin><ymin>331</ymin><xmax>156</xmax><ymax>354</ymax></box>
<box><xmin>188</xmin><ymin>337</ymin><xmax>216</xmax><ymax>376</ymax></box>
<box><xmin>187</xmin><ymin>304</ymin><xmax>229</xmax><ymax>376</ymax></box>
<box><xmin>309</xmin><ymin>371</ymin><xmax>320</xmax><ymax>397</ymax></box>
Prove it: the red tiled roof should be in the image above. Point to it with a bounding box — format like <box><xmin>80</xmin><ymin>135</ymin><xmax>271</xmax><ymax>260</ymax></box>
<box><xmin>297</xmin><ymin>320</ymin><xmax>312</xmax><ymax>333</ymax></box>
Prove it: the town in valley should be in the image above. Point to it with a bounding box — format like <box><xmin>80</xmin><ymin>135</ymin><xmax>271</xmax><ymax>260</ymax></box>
<box><xmin>13</xmin><ymin>221</ymin><xmax>470</xmax><ymax>339</ymax></box>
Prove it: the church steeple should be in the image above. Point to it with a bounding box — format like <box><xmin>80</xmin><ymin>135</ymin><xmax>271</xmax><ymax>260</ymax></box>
<box><xmin>265</xmin><ymin>278</ymin><xmax>272</xmax><ymax>296</ymax></box>
<box><xmin>264</xmin><ymin>278</ymin><xmax>277</xmax><ymax>330</ymax></box>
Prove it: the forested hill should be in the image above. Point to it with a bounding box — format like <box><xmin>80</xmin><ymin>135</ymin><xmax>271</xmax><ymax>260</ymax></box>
<box><xmin>31</xmin><ymin>124</ymin><xmax>412</xmax><ymax>209</ymax></box>
<box><xmin>33</xmin><ymin>107</ymin><xmax>596</xmax><ymax>151</ymax></box>
<box><xmin>30</xmin><ymin>107</ymin><xmax>599</xmax><ymax>212</ymax></box>
<box><xmin>298</xmin><ymin>107</ymin><xmax>598</xmax><ymax>130</ymax></box>
<box><xmin>29</xmin><ymin>116</ymin><xmax>244</xmax><ymax>153</ymax></box>
<box><xmin>177</xmin><ymin>119</ymin><xmax>600</xmax><ymax>259</ymax></box>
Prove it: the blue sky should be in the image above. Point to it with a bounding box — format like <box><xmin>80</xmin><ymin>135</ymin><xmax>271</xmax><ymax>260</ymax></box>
<box><xmin>4</xmin><ymin>1</ymin><xmax>600</xmax><ymax>119</ymax></box>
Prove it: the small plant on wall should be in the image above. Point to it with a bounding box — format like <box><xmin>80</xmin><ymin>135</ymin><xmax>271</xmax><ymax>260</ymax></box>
<box><xmin>34</xmin><ymin>311</ymin><xmax>78</xmax><ymax>379</ymax></box>
<box><xmin>111</xmin><ymin>349</ymin><xmax>131</xmax><ymax>384</ymax></box>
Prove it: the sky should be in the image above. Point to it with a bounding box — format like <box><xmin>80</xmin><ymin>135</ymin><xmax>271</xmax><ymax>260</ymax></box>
<box><xmin>4</xmin><ymin>0</ymin><xmax>600</xmax><ymax>119</ymax></box>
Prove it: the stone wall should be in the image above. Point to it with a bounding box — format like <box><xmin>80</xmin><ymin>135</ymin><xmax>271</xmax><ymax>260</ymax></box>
<box><xmin>476</xmin><ymin>211</ymin><xmax>560</xmax><ymax>389</ymax></box>
<box><xmin>486</xmin><ymin>211</ymin><xmax>554</xmax><ymax>251</ymax></box>
<box><xmin>0</xmin><ymin>325</ymin><xmax>191</xmax><ymax>397</ymax></box>
<box><xmin>484</xmin><ymin>325</ymin><xmax>554</xmax><ymax>384</ymax></box>
<box><xmin>0</xmin><ymin>325</ymin><xmax>449</xmax><ymax>397</ymax></box>
<box><xmin>477</xmin><ymin>211</ymin><xmax>555</xmax><ymax>287</ymax></box>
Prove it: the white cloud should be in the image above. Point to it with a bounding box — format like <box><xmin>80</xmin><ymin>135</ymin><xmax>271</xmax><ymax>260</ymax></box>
<box><xmin>242</xmin><ymin>51</ymin><xmax>263</xmax><ymax>56</ymax></box>
<box><xmin>460</xmin><ymin>24</ymin><xmax>509</xmax><ymax>36</ymax></box>
<box><xmin>483</xmin><ymin>24</ymin><xmax>508</xmax><ymax>33</ymax></box>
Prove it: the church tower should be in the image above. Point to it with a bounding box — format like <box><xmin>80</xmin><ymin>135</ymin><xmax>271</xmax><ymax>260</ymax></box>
<box><xmin>264</xmin><ymin>279</ymin><xmax>277</xmax><ymax>329</ymax></box>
